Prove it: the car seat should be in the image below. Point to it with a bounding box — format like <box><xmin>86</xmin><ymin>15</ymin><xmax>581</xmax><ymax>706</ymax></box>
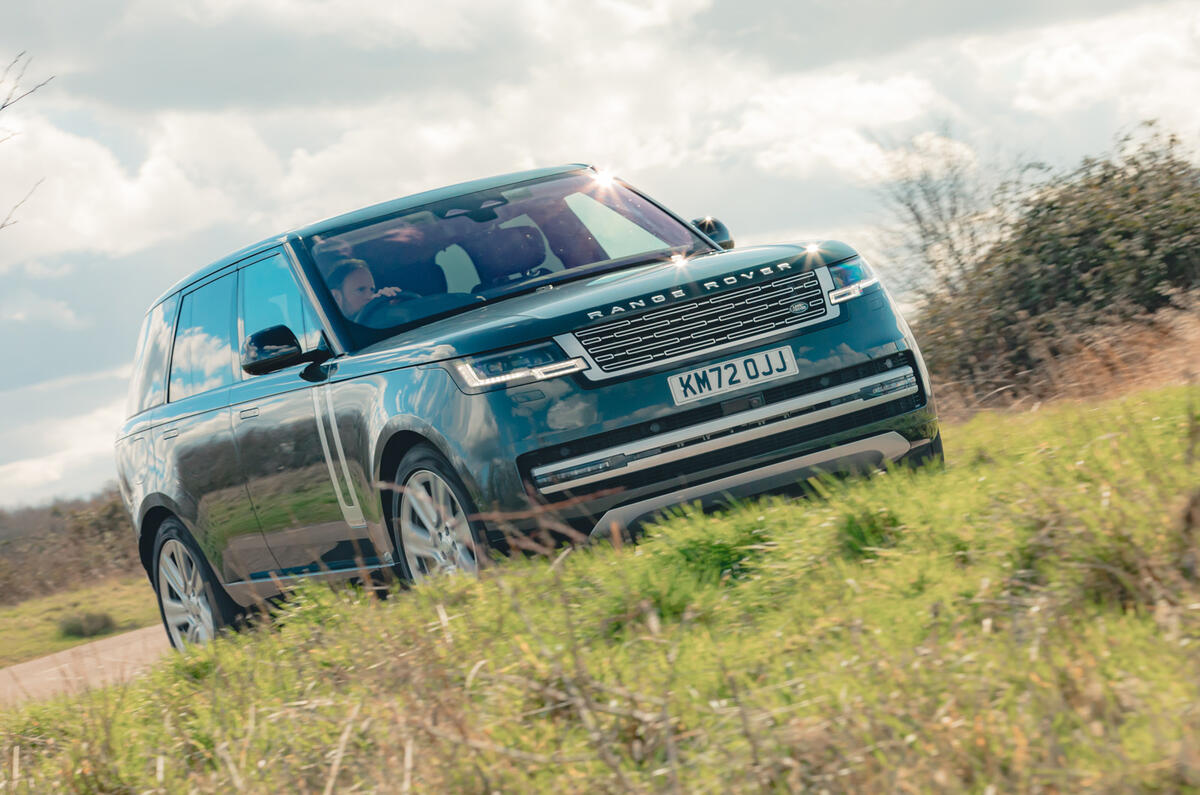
<box><xmin>461</xmin><ymin>226</ymin><xmax>549</xmax><ymax>292</ymax></box>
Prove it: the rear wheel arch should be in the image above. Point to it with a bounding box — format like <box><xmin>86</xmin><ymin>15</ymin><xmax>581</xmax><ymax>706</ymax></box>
<box><xmin>139</xmin><ymin>505</ymin><xmax>175</xmax><ymax>578</ymax></box>
<box><xmin>151</xmin><ymin>516</ymin><xmax>240</xmax><ymax>648</ymax></box>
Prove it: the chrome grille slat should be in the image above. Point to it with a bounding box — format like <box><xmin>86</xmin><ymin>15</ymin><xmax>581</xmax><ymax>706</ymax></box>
<box><xmin>574</xmin><ymin>271</ymin><xmax>829</xmax><ymax>373</ymax></box>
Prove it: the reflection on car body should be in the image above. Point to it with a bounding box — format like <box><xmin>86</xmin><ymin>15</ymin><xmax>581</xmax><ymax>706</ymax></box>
<box><xmin>115</xmin><ymin>164</ymin><xmax>941</xmax><ymax>647</ymax></box>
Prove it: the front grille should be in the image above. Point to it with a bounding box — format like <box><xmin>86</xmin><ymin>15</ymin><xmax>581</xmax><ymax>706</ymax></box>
<box><xmin>574</xmin><ymin>270</ymin><xmax>827</xmax><ymax>373</ymax></box>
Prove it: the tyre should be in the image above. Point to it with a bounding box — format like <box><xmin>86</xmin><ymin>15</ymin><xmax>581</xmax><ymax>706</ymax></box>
<box><xmin>929</xmin><ymin>431</ymin><xmax>945</xmax><ymax>464</ymax></box>
<box><xmin>152</xmin><ymin>517</ymin><xmax>239</xmax><ymax>649</ymax></box>
<box><xmin>390</xmin><ymin>444</ymin><xmax>488</xmax><ymax>582</ymax></box>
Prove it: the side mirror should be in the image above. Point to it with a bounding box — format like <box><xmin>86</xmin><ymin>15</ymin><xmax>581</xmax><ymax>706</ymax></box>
<box><xmin>692</xmin><ymin>216</ymin><xmax>734</xmax><ymax>250</ymax></box>
<box><xmin>241</xmin><ymin>325</ymin><xmax>304</xmax><ymax>375</ymax></box>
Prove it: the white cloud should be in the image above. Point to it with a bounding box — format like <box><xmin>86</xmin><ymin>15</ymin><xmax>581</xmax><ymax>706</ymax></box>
<box><xmin>702</xmin><ymin>71</ymin><xmax>942</xmax><ymax>179</ymax></box>
<box><xmin>7</xmin><ymin>0</ymin><xmax>1193</xmax><ymax>280</ymax></box>
<box><xmin>0</xmin><ymin>111</ymin><xmax>234</xmax><ymax>269</ymax></box>
<box><xmin>0</xmin><ymin>397</ymin><xmax>125</xmax><ymax>507</ymax></box>
<box><xmin>0</xmin><ymin>367</ymin><xmax>129</xmax><ymax>507</ymax></box>
<box><xmin>16</xmin><ymin>260</ymin><xmax>74</xmax><ymax>278</ymax></box>
<box><xmin>120</xmin><ymin>0</ymin><xmax>713</xmax><ymax>51</ymax></box>
<box><xmin>963</xmin><ymin>1</ymin><xmax>1200</xmax><ymax>130</ymax></box>
<box><xmin>0</xmin><ymin>364</ymin><xmax>131</xmax><ymax>397</ymax></box>
<box><xmin>0</xmin><ymin>289</ymin><xmax>86</xmax><ymax>328</ymax></box>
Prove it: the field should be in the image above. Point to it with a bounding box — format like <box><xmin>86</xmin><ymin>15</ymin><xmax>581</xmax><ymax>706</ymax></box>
<box><xmin>1</xmin><ymin>385</ymin><xmax>1197</xmax><ymax>792</ymax></box>
<box><xmin>0</xmin><ymin>577</ymin><xmax>160</xmax><ymax>668</ymax></box>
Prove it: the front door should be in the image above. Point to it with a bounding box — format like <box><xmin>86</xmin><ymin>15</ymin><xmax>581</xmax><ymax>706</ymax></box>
<box><xmin>230</xmin><ymin>252</ymin><xmax>385</xmax><ymax>577</ymax></box>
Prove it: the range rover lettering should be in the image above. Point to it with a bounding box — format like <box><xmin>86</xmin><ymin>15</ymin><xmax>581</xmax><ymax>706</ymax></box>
<box><xmin>115</xmin><ymin>165</ymin><xmax>941</xmax><ymax>647</ymax></box>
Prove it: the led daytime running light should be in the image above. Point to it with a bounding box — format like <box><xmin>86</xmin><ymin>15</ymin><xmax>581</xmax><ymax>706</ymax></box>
<box><xmin>455</xmin><ymin>357</ymin><xmax>587</xmax><ymax>389</ymax></box>
<box><xmin>827</xmin><ymin>256</ymin><xmax>880</xmax><ymax>304</ymax></box>
<box><xmin>828</xmin><ymin>277</ymin><xmax>879</xmax><ymax>304</ymax></box>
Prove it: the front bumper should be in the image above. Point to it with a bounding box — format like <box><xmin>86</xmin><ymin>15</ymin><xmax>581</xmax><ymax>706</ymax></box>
<box><xmin>517</xmin><ymin>349</ymin><xmax>936</xmax><ymax>535</ymax></box>
<box><xmin>443</xmin><ymin>283</ymin><xmax>939</xmax><ymax>535</ymax></box>
<box><xmin>529</xmin><ymin>362</ymin><xmax>918</xmax><ymax>495</ymax></box>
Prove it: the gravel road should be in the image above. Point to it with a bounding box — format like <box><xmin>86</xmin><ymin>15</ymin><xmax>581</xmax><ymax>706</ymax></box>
<box><xmin>0</xmin><ymin>625</ymin><xmax>170</xmax><ymax>708</ymax></box>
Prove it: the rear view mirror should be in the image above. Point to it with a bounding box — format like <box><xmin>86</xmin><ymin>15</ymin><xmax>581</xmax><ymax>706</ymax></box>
<box><xmin>241</xmin><ymin>325</ymin><xmax>303</xmax><ymax>375</ymax></box>
<box><xmin>692</xmin><ymin>216</ymin><xmax>734</xmax><ymax>249</ymax></box>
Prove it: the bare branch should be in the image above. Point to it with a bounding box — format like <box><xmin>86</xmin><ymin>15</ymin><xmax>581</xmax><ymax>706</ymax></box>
<box><xmin>1</xmin><ymin>52</ymin><xmax>53</xmax><ymax>233</ymax></box>
<box><xmin>0</xmin><ymin>178</ymin><xmax>42</xmax><ymax>231</ymax></box>
<box><xmin>1</xmin><ymin>52</ymin><xmax>53</xmax><ymax>113</ymax></box>
<box><xmin>875</xmin><ymin>125</ymin><xmax>1003</xmax><ymax>299</ymax></box>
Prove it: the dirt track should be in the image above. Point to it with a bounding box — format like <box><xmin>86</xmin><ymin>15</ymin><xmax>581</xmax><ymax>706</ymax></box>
<box><xmin>0</xmin><ymin>626</ymin><xmax>170</xmax><ymax>708</ymax></box>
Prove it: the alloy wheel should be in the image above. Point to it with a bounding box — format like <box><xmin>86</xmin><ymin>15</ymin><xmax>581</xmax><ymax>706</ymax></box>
<box><xmin>398</xmin><ymin>469</ymin><xmax>477</xmax><ymax>581</ymax></box>
<box><xmin>157</xmin><ymin>538</ymin><xmax>216</xmax><ymax>647</ymax></box>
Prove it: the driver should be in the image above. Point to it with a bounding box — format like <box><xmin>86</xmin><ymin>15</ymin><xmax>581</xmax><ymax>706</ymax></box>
<box><xmin>328</xmin><ymin>260</ymin><xmax>403</xmax><ymax>319</ymax></box>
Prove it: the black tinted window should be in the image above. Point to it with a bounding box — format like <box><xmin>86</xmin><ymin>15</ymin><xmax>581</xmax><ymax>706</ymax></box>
<box><xmin>240</xmin><ymin>253</ymin><xmax>320</xmax><ymax>354</ymax></box>
<box><xmin>126</xmin><ymin>294</ymin><xmax>179</xmax><ymax>416</ymax></box>
<box><xmin>169</xmin><ymin>274</ymin><xmax>236</xmax><ymax>401</ymax></box>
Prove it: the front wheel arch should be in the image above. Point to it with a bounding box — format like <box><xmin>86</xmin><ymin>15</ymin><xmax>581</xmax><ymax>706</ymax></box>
<box><xmin>377</xmin><ymin>430</ymin><xmax>436</xmax><ymax>554</ymax></box>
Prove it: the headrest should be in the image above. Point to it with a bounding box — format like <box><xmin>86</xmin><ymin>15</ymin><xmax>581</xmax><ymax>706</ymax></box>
<box><xmin>462</xmin><ymin>226</ymin><xmax>547</xmax><ymax>287</ymax></box>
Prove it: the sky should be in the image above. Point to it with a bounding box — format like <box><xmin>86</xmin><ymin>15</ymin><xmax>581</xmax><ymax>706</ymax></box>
<box><xmin>0</xmin><ymin>0</ymin><xmax>1197</xmax><ymax>508</ymax></box>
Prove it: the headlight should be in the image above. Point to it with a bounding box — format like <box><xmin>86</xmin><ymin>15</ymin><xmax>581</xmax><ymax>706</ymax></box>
<box><xmin>827</xmin><ymin>256</ymin><xmax>880</xmax><ymax>304</ymax></box>
<box><xmin>451</xmin><ymin>341</ymin><xmax>587</xmax><ymax>392</ymax></box>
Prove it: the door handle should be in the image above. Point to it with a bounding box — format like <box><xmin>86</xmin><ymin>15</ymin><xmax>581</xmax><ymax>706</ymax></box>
<box><xmin>240</xmin><ymin>407</ymin><xmax>260</xmax><ymax>419</ymax></box>
<box><xmin>160</xmin><ymin>428</ymin><xmax>179</xmax><ymax>440</ymax></box>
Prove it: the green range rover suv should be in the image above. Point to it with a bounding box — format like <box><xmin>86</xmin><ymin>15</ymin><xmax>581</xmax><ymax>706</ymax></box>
<box><xmin>115</xmin><ymin>165</ymin><xmax>940</xmax><ymax>647</ymax></box>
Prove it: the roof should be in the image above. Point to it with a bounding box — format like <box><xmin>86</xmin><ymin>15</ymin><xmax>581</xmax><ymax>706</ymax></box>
<box><xmin>149</xmin><ymin>164</ymin><xmax>592</xmax><ymax>307</ymax></box>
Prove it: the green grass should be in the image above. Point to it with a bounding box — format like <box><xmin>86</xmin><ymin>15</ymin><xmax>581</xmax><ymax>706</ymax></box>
<box><xmin>2</xmin><ymin>386</ymin><xmax>1198</xmax><ymax>792</ymax></box>
<box><xmin>0</xmin><ymin>577</ymin><xmax>160</xmax><ymax>667</ymax></box>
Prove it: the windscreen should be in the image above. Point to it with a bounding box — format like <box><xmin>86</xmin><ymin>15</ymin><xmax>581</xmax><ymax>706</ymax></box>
<box><xmin>301</xmin><ymin>172</ymin><xmax>712</xmax><ymax>344</ymax></box>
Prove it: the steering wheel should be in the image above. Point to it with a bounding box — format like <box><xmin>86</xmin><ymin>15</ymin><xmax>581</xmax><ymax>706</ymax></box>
<box><xmin>352</xmin><ymin>290</ymin><xmax>421</xmax><ymax>326</ymax></box>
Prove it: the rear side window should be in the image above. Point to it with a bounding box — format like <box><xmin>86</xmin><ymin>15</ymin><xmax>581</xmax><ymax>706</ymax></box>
<box><xmin>169</xmin><ymin>274</ymin><xmax>237</xmax><ymax>401</ymax></box>
<box><xmin>126</xmin><ymin>294</ymin><xmax>179</xmax><ymax>417</ymax></box>
<box><xmin>240</xmin><ymin>253</ymin><xmax>321</xmax><ymax>353</ymax></box>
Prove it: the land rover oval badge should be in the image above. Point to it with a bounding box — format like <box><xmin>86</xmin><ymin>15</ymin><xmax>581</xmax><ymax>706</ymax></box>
<box><xmin>790</xmin><ymin>301</ymin><xmax>810</xmax><ymax>314</ymax></box>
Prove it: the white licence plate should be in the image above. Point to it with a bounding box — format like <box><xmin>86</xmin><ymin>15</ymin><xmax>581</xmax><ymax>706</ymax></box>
<box><xmin>668</xmin><ymin>346</ymin><xmax>799</xmax><ymax>405</ymax></box>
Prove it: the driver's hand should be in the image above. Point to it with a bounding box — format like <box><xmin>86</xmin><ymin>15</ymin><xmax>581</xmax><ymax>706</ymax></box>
<box><xmin>375</xmin><ymin>286</ymin><xmax>404</xmax><ymax>298</ymax></box>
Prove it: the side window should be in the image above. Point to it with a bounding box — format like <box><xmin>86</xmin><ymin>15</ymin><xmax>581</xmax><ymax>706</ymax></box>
<box><xmin>125</xmin><ymin>294</ymin><xmax>180</xmax><ymax>416</ymax></box>
<box><xmin>239</xmin><ymin>253</ymin><xmax>321</xmax><ymax>356</ymax></box>
<box><xmin>563</xmin><ymin>192</ymin><xmax>669</xmax><ymax>259</ymax></box>
<box><xmin>169</xmin><ymin>274</ymin><xmax>237</xmax><ymax>401</ymax></box>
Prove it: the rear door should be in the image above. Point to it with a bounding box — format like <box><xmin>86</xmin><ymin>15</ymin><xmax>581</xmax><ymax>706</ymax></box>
<box><xmin>156</xmin><ymin>272</ymin><xmax>276</xmax><ymax>583</ymax></box>
<box><xmin>230</xmin><ymin>251</ymin><xmax>386</xmax><ymax>576</ymax></box>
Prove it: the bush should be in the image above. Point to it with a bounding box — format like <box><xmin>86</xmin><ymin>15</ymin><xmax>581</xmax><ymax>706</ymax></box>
<box><xmin>900</xmin><ymin>125</ymin><xmax>1200</xmax><ymax>400</ymax></box>
<box><xmin>57</xmin><ymin>612</ymin><xmax>115</xmax><ymax>639</ymax></box>
<box><xmin>0</xmin><ymin>488</ymin><xmax>142</xmax><ymax>606</ymax></box>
